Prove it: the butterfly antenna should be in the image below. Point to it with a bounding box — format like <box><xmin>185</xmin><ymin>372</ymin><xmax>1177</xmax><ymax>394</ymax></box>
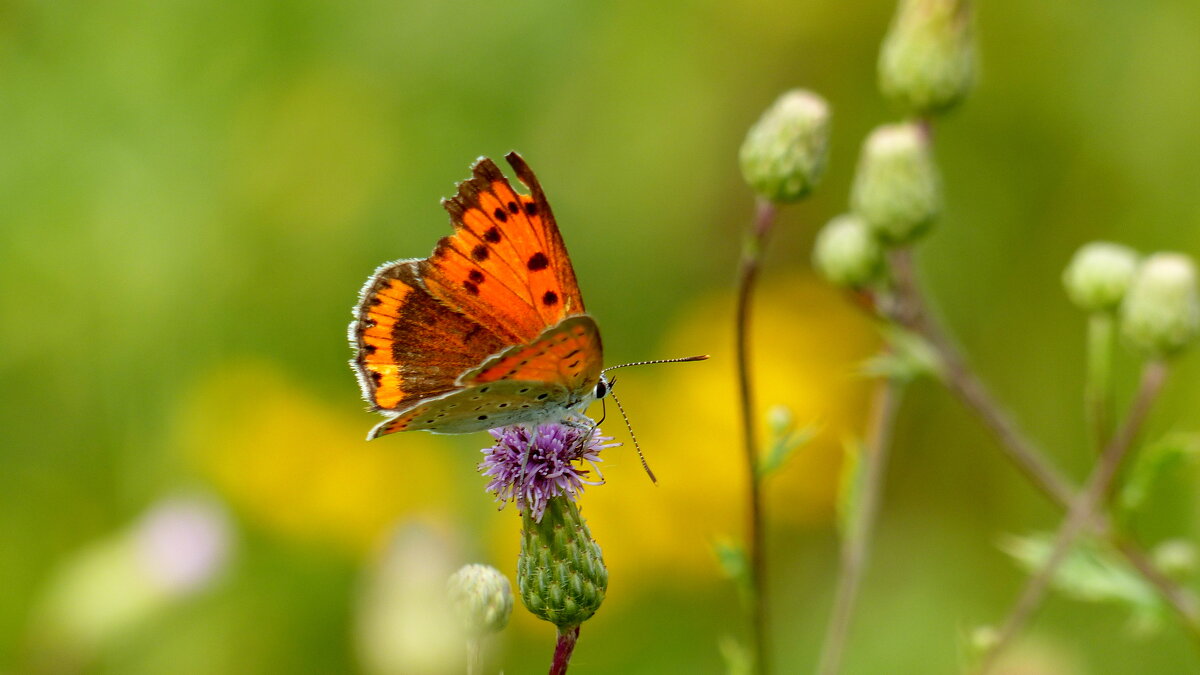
<box><xmin>602</xmin><ymin>354</ymin><xmax>709</xmax><ymax>374</ymax></box>
<box><xmin>607</xmin><ymin>386</ymin><xmax>657</xmax><ymax>484</ymax></box>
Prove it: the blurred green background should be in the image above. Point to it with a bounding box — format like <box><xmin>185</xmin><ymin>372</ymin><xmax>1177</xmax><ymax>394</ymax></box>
<box><xmin>3</xmin><ymin>0</ymin><xmax>1200</xmax><ymax>673</ymax></box>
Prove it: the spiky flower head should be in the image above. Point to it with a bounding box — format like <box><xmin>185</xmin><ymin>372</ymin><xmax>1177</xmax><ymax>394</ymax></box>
<box><xmin>1120</xmin><ymin>252</ymin><xmax>1200</xmax><ymax>356</ymax></box>
<box><xmin>739</xmin><ymin>89</ymin><xmax>831</xmax><ymax>203</ymax></box>
<box><xmin>446</xmin><ymin>564</ymin><xmax>513</xmax><ymax>638</ymax></box>
<box><xmin>851</xmin><ymin>122</ymin><xmax>940</xmax><ymax>245</ymax></box>
<box><xmin>1062</xmin><ymin>241</ymin><xmax>1139</xmax><ymax>312</ymax></box>
<box><xmin>479</xmin><ymin>422</ymin><xmax>614</xmax><ymax>523</ymax></box>
<box><xmin>813</xmin><ymin>213</ymin><xmax>885</xmax><ymax>288</ymax></box>
<box><xmin>879</xmin><ymin>0</ymin><xmax>975</xmax><ymax>116</ymax></box>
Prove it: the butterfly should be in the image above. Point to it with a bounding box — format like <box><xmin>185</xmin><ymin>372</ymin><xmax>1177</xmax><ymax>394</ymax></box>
<box><xmin>349</xmin><ymin>152</ymin><xmax>612</xmax><ymax>440</ymax></box>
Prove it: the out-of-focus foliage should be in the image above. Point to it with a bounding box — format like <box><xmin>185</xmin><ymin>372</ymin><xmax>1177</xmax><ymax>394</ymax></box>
<box><xmin>2</xmin><ymin>0</ymin><xmax>1199</xmax><ymax>673</ymax></box>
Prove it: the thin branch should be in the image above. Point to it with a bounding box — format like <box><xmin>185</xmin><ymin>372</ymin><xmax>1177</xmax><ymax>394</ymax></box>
<box><xmin>734</xmin><ymin>198</ymin><xmax>778</xmax><ymax>675</ymax></box>
<box><xmin>888</xmin><ymin>247</ymin><xmax>1200</xmax><ymax>638</ymax></box>
<box><xmin>977</xmin><ymin>360</ymin><xmax>1168</xmax><ymax>672</ymax></box>
<box><xmin>889</xmin><ymin>248</ymin><xmax>1075</xmax><ymax>508</ymax></box>
<box><xmin>817</xmin><ymin>374</ymin><xmax>905</xmax><ymax>675</ymax></box>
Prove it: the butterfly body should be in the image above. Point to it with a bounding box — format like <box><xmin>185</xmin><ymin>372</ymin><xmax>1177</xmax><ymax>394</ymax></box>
<box><xmin>349</xmin><ymin>153</ymin><xmax>605</xmax><ymax>440</ymax></box>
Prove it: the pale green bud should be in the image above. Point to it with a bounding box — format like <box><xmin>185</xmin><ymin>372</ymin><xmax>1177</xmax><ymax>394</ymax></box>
<box><xmin>1062</xmin><ymin>242</ymin><xmax>1139</xmax><ymax>312</ymax></box>
<box><xmin>850</xmin><ymin>123</ymin><xmax>940</xmax><ymax>244</ymax></box>
<box><xmin>879</xmin><ymin>0</ymin><xmax>975</xmax><ymax>116</ymax></box>
<box><xmin>446</xmin><ymin>564</ymin><xmax>513</xmax><ymax>637</ymax></box>
<box><xmin>813</xmin><ymin>214</ymin><xmax>884</xmax><ymax>287</ymax></box>
<box><xmin>518</xmin><ymin>498</ymin><xmax>606</xmax><ymax>628</ymax></box>
<box><xmin>1120</xmin><ymin>253</ymin><xmax>1200</xmax><ymax>356</ymax></box>
<box><xmin>739</xmin><ymin>89</ymin><xmax>831</xmax><ymax>203</ymax></box>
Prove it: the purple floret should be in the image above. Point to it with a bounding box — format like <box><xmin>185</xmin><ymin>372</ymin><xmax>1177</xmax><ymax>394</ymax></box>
<box><xmin>479</xmin><ymin>422</ymin><xmax>617</xmax><ymax>521</ymax></box>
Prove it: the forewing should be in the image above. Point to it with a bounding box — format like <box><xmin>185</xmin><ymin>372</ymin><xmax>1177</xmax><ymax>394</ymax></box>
<box><xmin>349</xmin><ymin>259</ymin><xmax>507</xmax><ymax>411</ymax></box>
<box><xmin>416</xmin><ymin>152</ymin><xmax>586</xmax><ymax>345</ymax></box>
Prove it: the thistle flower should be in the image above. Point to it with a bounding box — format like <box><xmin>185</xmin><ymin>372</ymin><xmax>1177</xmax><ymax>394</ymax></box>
<box><xmin>479</xmin><ymin>422</ymin><xmax>615</xmax><ymax>522</ymax></box>
<box><xmin>879</xmin><ymin>0</ymin><xmax>975</xmax><ymax>116</ymax></box>
<box><xmin>739</xmin><ymin>89</ymin><xmax>832</xmax><ymax>203</ymax></box>
<box><xmin>813</xmin><ymin>213</ymin><xmax>885</xmax><ymax>288</ymax></box>
<box><xmin>1063</xmin><ymin>241</ymin><xmax>1139</xmax><ymax>312</ymax></box>
<box><xmin>1120</xmin><ymin>252</ymin><xmax>1200</xmax><ymax>356</ymax></box>
<box><xmin>446</xmin><ymin>564</ymin><xmax>513</xmax><ymax>638</ymax></box>
<box><xmin>851</xmin><ymin>122</ymin><xmax>941</xmax><ymax>245</ymax></box>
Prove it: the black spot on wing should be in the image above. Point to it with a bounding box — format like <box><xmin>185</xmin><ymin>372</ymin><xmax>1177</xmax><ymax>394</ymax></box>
<box><xmin>527</xmin><ymin>252</ymin><xmax>549</xmax><ymax>271</ymax></box>
<box><xmin>484</xmin><ymin>227</ymin><xmax>501</xmax><ymax>243</ymax></box>
<box><xmin>492</xmin><ymin>207</ymin><xmax>508</xmax><ymax>223</ymax></box>
<box><xmin>542</xmin><ymin>290</ymin><xmax>558</xmax><ymax>306</ymax></box>
<box><xmin>471</xmin><ymin>244</ymin><xmax>489</xmax><ymax>261</ymax></box>
<box><xmin>468</xmin><ymin>269</ymin><xmax>485</xmax><ymax>284</ymax></box>
<box><xmin>463</xmin><ymin>280</ymin><xmax>480</xmax><ymax>295</ymax></box>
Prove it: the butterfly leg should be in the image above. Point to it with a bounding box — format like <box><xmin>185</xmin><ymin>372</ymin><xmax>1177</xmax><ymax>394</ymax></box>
<box><xmin>516</xmin><ymin>423</ymin><xmax>537</xmax><ymax>505</ymax></box>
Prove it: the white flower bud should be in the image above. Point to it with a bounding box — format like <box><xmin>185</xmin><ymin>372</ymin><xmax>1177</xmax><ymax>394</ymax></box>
<box><xmin>879</xmin><ymin>0</ymin><xmax>975</xmax><ymax>116</ymax></box>
<box><xmin>1120</xmin><ymin>252</ymin><xmax>1200</xmax><ymax>356</ymax></box>
<box><xmin>851</xmin><ymin>123</ymin><xmax>940</xmax><ymax>244</ymax></box>
<box><xmin>446</xmin><ymin>564</ymin><xmax>513</xmax><ymax>637</ymax></box>
<box><xmin>1062</xmin><ymin>242</ymin><xmax>1139</xmax><ymax>312</ymax></box>
<box><xmin>813</xmin><ymin>214</ymin><xmax>884</xmax><ymax>287</ymax></box>
<box><xmin>739</xmin><ymin>89</ymin><xmax>831</xmax><ymax>203</ymax></box>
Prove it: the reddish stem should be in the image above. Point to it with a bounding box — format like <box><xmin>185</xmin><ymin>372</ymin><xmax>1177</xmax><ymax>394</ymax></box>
<box><xmin>549</xmin><ymin>625</ymin><xmax>580</xmax><ymax>675</ymax></box>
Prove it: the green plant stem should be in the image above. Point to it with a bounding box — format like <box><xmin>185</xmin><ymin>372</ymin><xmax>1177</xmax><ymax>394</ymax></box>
<box><xmin>888</xmin><ymin>247</ymin><xmax>1200</xmax><ymax>639</ymax></box>
<box><xmin>734</xmin><ymin>197</ymin><xmax>778</xmax><ymax>675</ymax></box>
<box><xmin>976</xmin><ymin>360</ymin><xmax>1168</xmax><ymax>673</ymax></box>
<box><xmin>817</xmin><ymin>373</ymin><xmax>905</xmax><ymax>675</ymax></box>
<box><xmin>548</xmin><ymin>625</ymin><xmax>580</xmax><ymax>675</ymax></box>
<box><xmin>1086</xmin><ymin>312</ymin><xmax>1116</xmax><ymax>453</ymax></box>
<box><xmin>467</xmin><ymin>639</ymin><xmax>481</xmax><ymax>675</ymax></box>
<box><xmin>888</xmin><ymin>248</ymin><xmax>1075</xmax><ymax>505</ymax></box>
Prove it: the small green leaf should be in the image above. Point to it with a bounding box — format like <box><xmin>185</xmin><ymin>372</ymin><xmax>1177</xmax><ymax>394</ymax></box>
<box><xmin>836</xmin><ymin>438</ymin><xmax>866</xmax><ymax>541</ymax></box>
<box><xmin>1117</xmin><ymin>433</ymin><xmax>1200</xmax><ymax>524</ymax></box>
<box><xmin>757</xmin><ymin>405</ymin><xmax>817</xmax><ymax>479</ymax></box>
<box><xmin>1000</xmin><ymin>533</ymin><xmax>1163</xmax><ymax>625</ymax></box>
<box><xmin>862</xmin><ymin>324</ymin><xmax>941</xmax><ymax>382</ymax></box>
<box><xmin>712</xmin><ymin>538</ymin><xmax>752</xmax><ymax>606</ymax></box>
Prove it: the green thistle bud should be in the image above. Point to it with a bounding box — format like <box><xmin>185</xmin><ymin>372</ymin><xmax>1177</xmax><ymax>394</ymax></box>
<box><xmin>879</xmin><ymin>0</ymin><xmax>975</xmax><ymax>116</ymax></box>
<box><xmin>850</xmin><ymin>122</ymin><xmax>940</xmax><ymax>244</ymax></box>
<box><xmin>446</xmin><ymin>564</ymin><xmax>513</xmax><ymax>638</ymax></box>
<box><xmin>1121</xmin><ymin>252</ymin><xmax>1200</xmax><ymax>356</ymax></box>
<box><xmin>739</xmin><ymin>89</ymin><xmax>831</xmax><ymax>203</ymax></box>
<box><xmin>812</xmin><ymin>214</ymin><xmax>884</xmax><ymax>287</ymax></box>
<box><xmin>1062</xmin><ymin>242</ymin><xmax>1139</xmax><ymax>312</ymax></box>
<box><xmin>517</xmin><ymin>497</ymin><xmax>607</xmax><ymax>628</ymax></box>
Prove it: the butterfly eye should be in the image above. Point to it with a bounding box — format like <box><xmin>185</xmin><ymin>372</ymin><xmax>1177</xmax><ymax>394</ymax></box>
<box><xmin>594</xmin><ymin>377</ymin><xmax>610</xmax><ymax>399</ymax></box>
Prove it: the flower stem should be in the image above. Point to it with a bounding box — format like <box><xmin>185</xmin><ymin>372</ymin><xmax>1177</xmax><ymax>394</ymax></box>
<box><xmin>889</xmin><ymin>247</ymin><xmax>1075</xmax><ymax>506</ymax></box>
<box><xmin>549</xmin><ymin>625</ymin><xmax>580</xmax><ymax>675</ymax></box>
<box><xmin>888</xmin><ymin>247</ymin><xmax>1200</xmax><ymax>640</ymax></box>
<box><xmin>466</xmin><ymin>639</ymin><xmax>481</xmax><ymax>675</ymax></box>
<box><xmin>1086</xmin><ymin>312</ymin><xmax>1116</xmax><ymax>454</ymax></box>
<box><xmin>817</xmin><ymin>374</ymin><xmax>905</xmax><ymax>675</ymax></box>
<box><xmin>734</xmin><ymin>197</ymin><xmax>778</xmax><ymax>675</ymax></box>
<box><xmin>976</xmin><ymin>360</ymin><xmax>1168</xmax><ymax>673</ymax></box>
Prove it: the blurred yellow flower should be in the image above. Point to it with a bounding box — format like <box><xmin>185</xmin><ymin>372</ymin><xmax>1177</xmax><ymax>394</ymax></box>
<box><xmin>488</xmin><ymin>275</ymin><xmax>877</xmax><ymax>586</ymax></box>
<box><xmin>175</xmin><ymin>361</ymin><xmax>461</xmax><ymax>557</ymax></box>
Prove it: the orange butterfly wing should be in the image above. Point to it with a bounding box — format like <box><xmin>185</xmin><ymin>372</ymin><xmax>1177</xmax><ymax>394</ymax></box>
<box><xmin>349</xmin><ymin>153</ymin><xmax>603</xmax><ymax>439</ymax></box>
<box><xmin>349</xmin><ymin>259</ymin><xmax>507</xmax><ymax>411</ymax></box>
<box><xmin>416</xmin><ymin>152</ymin><xmax>585</xmax><ymax>344</ymax></box>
